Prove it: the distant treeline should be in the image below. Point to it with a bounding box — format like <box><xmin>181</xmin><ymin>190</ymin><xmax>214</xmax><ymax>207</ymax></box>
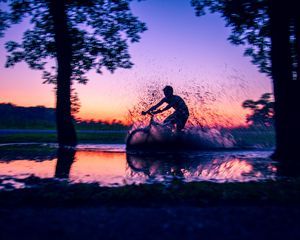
<box><xmin>0</xmin><ymin>103</ymin><xmax>129</xmax><ymax>130</ymax></box>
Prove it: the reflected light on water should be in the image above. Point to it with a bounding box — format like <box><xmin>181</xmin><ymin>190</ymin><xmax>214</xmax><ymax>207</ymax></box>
<box><xmin>0</xmin><ymin>160</ymin><xmax>56</xmax><ymax>179</ymax></box>
<box><xmin>70</xmin><ymin>151</ymin><xmax>127</xmax><ymax>185</ymax></box>
<box><xmin>0</xmin><ymin>145</ymin><xmax>277</xmax><ymax>188</ymax></box>
<box><xmin>191</xmin><ymin>159</ymin><xmax>253</xmax><ymax>181</ymax></box>
<box><xmin>126</xmin><ymin>153</ymin><xmax>277</xmax><ymax>183</ymax></box>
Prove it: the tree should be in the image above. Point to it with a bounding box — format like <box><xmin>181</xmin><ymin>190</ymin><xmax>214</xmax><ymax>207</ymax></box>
<box><xmin>55</xmin><ymin>147</ymin><xmax>75</xmax><ymax>179</ymax></box>
<box><xmin>0</xmin><ymin>0</ymin><xmax>146</xmax><ymax>147</ymax></box>
<box><xmin>242</xmin><ymin>93</ymin><xmax>274</xmax><ymax>128</ymax></box>
<box><xmin>191</xmin><ymin>0</ymin><xmax>300</xmax><ymax>161</ymax></box>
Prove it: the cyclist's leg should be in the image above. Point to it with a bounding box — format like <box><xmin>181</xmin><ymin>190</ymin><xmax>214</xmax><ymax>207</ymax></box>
<box><xmin>164</xmin><ymin>113</ymin><xmax>177</xmax><ymax>125</ymax></box>
<box><xmin>176</xmin><ymin>113</ymin><xmax>189</xmax><ymax>131</ymax></box>
<box><xmin>176</xmin><ymin>121</ymin><xmax>184</xmax><ymax>131</ymax></box>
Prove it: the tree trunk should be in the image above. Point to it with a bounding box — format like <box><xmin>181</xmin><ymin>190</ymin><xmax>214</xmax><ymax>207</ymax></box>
<box><xmin>294</xmin><ymin>1</ymin><xmax>300</xmax><ymax>82</ymax></box>
<box><xmin>55</xmin><ymin>147</ymin><xmax>76</xmax><ymax>179</ymax></box>
<box><xmin>48</xmin><ymin>0</ymin><xmax>77</xmax><ymax>147</ymax></box>
<box><xmin>269</xmin><ymin>0</ymin><xmax>300</xmax><ymax>170</ymax></box>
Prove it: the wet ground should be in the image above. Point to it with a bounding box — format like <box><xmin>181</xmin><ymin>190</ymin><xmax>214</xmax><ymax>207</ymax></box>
<box><xmin>0</xmin><ymin>143</ymin><xmax>277</xmax><ymax>189</ymax></box>
<box><xmin>1</xmin><ymin>205</ymin><xmax>299</xmax><ymax>240</ymax></box>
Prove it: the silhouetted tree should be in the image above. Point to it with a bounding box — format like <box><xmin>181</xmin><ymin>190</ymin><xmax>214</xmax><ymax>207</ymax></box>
<box><xmin>242</xmin><ymin>93</ymin><xmax>274</xmax><ymax>128</ymax></box>
<box><xmin>55</xmin><ymin>147</ymin><xmax>76</xmax><ymax>179</ymax></box>
<box><xmin>191</xmin><ymin>0</ymin><xmax>300</xmax><ymax>161</ymax></box>
<box><xmin>0</xmin><ymin>0</ymin><xmax>146</xmax><ymax>146</ymax></box>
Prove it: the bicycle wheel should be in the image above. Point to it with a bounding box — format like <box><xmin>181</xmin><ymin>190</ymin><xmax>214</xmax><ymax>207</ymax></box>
<box><xmin>126</xmin><ymin>128</ymin><xmax>151</xmax><ymax>150</ymax></box>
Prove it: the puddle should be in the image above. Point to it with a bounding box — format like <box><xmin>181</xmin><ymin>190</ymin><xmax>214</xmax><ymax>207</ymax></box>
<box><xmin>0</xmin><ymin>144</ymin><xmax>277</xmax><ymax>188</ymax></box>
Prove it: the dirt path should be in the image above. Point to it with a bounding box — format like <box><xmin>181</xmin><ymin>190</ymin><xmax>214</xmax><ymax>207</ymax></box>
<box><xmin>1</xmin><ymin>205</ymin><xmax>299</xmax><ymax>240</ymax></box>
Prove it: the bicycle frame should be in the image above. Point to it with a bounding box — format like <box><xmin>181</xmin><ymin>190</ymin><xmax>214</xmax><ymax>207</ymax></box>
<box><xmin>126</xmin><ymin>112</ymin><xmax>175</xmax><ymax>151</ymax></box>
<box><xmin>146</xmin><ymin>112</ymin><xmax>175</xmax><ymax>133</ymax></box>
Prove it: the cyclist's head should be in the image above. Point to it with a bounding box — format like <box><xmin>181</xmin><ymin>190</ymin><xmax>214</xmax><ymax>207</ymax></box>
<box><xmin>163</xmin><ymin>85</ymin><xmax>173</xmax><ymax>98</ymax></box>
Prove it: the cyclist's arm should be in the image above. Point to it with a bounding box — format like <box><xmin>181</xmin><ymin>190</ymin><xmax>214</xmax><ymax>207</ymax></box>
<box><xmin>157</xmin><ymin>104</ymin><xmax>172</xmax><ymax>113</ymax></box>
<box><xmin>147</xmin><ymin>99</ymin><xmax>166</xmax><ymax>112</ymax></box>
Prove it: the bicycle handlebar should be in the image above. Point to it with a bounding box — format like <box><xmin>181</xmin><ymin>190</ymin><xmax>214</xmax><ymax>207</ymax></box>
<box><xmin>141</xmin><ymin>111</ymin><xmax>154</xmax><ymax>116</ymax></box>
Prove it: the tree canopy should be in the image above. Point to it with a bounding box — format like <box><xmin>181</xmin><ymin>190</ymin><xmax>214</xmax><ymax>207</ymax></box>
<box><xmin>1</xmin><ymin>0</ymin><xmax>147</xmax><ymax>84</ymax></box>
<box><xmin>242</xmin><ymin>93</ymin><xmax>274</xmax><ymax>128</ymax></box>
<box><xmin>191</xmin><ymin>0</ymin><xmax>299</xmax><ymax>79</ymax></box>
<box><xmin>191</xmin><ymin>0</ymin><xmax>272</xmax><ymax>75</ymax></box>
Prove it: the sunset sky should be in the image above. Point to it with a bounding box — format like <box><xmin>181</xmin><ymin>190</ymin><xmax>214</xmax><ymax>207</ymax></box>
<box><xmin>0</xmin><ymin>0</ymin><xmax>272</xmax><ymax>126</ymax></box>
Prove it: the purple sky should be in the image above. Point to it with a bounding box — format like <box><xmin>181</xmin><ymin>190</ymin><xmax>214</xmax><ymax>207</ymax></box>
<box><xmin>0</xmin><ymin>0</ymin><xmax>272</xmax><ymax>124</ymax></box>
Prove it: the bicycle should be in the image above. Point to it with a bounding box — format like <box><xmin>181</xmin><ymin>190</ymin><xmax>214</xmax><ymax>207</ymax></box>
<box><xmin>126</xmin><ymin>112</ymin><xmax>176</xmax><ymax>152</ymax></box>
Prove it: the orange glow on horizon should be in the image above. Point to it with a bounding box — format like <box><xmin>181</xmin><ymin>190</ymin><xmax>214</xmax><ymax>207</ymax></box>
<box><xmin>1</xmin><ymin>99</ymin><xmax>249</xmax><ymax>127</ymax></box>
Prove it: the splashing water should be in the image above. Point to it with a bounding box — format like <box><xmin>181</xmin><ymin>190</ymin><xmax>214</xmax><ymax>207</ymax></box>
<box><xmin>126</xmin><ymin>123</ymin><xmax>236</xmax><ymax>151</ymax></box>
<box><xmin>126</xmin><ymin>82</ymin><xmax>235</xmax><ymax>150</ymax></box>
<box><xmin>127</xmin><ymin>81</ymin><xmax>230</xmax><ymax>129</ymax></box>
<box><xmin>126</xmin><ymin>81</ymin><xmax>274</xmax><ymax>151</ymax></box>
<box><xmin>183</xmin><ymin>127</ymin><xmax>236</xmax><ymax>149</ymax></box>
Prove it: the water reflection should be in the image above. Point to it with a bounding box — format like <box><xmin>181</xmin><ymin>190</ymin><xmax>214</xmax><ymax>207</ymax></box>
<box><xmin>55</xmin><ymin>147</ymin><xmax>76</xmax><ymax>179</ymax></box>
<box><xmin>126</xmin><ymin>151</ymin><xmax>277</xmax><ymax>183</ymax></box>
<box><xmin>0</xmin><ymin>144</ymin><xmax>278</xmax><ymax>188</ymax></box>
<box><xmin>70</xmin><ymin>150</ymin><xmax>126</xmax><ymax>185</ymax></box>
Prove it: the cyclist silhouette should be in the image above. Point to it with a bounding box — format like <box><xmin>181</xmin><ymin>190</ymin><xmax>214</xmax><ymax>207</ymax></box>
<box><xmin>142</xmin><ymin>86</ymin><xmax>189</xmax><ymax>131</ymax></box>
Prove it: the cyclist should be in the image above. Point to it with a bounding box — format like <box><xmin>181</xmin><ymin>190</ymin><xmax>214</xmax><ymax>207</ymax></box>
<box><xmin>142</xmin><ymin>85</ymin><xmax>189</xmax><ymax>131</ymax></box>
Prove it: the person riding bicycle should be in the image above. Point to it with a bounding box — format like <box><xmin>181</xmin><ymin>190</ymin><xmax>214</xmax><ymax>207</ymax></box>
<box><xmin>142</xmin><ymin>85</ymin><xmax>189</xmax><ymax>132</ymax></box>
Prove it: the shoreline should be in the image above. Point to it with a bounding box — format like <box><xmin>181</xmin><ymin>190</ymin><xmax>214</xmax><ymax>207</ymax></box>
<box><xmin>1</xmin><ymin>176</ymin><xmax>300</xmax><ymax>207</ymax></box>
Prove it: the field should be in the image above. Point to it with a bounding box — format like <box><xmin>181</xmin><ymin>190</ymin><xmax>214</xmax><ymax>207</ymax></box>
<box><xmin>0</xmin><ymin>130</ymin><xmax>127</xmax><ymax>144</ymax></box>
<box><xmin>0</xmin><ymin>128</ymin><xmax>275</xmax><ymax>148</ymax></box>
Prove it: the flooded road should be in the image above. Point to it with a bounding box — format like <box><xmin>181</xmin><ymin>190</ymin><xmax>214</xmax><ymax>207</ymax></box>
<box><xmin>0</xmin><ymin>144</ymin><xmax>277</xmax><ymax>188</ymax></box>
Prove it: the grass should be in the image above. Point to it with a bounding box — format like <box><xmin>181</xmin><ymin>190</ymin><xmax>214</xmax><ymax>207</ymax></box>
<box><xmin>0</xmin><ymin>176</ymin><xmax>300</xmax><ymax>207</ymax></box>
<box><xmin>0</xmin><ymin>131</ymin><xmax>127</xmax><ymax>144</ymax></box>
<box><xmin>0</xmin><ymin>144</ymin><xmax>57</xmax><ymax>161</ymax></box>
<box><xmin>230</xmin><ymin>128</ymin><xmax>275</xmax><ymax>148</ymax></box>
<box><xmin>78</xmin><ymin>132</ymin><xmax>127</xmax><ymax>143</ymax></box>
<box><xmin>0</xmin><ymin>128</ymin><xmax>275</xmax><ymax>147</ymax></box>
